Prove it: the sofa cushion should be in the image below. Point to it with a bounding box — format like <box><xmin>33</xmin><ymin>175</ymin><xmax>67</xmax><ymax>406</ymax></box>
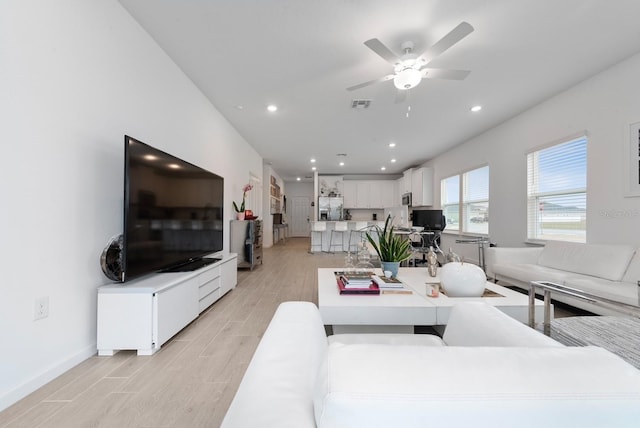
<box><xmin>538</xmin><ymin>241</ymin><xmax>635</xmax><ymax>281</ymax></box>
<box><xmin>493</xmin><ymin>263</ymin><xmax>575</xmax><ymax>286</ymax></box>
<box><xmin>443</xmin><ymin>301</ymin><xmax>563</xmax><ymax>347</ymax></box>
<box><xmin>565</xmin><ymin>277</ymin><xmax>639</xmax><ymax>306</ymax></box>
<box><xmin>485</xmin><ymin>246</ymin><xmax>544</xmax><ymax>278</ymax></box>
<box><xmin>314</xmin><ymin>344</ymin><xmax>640</xmax><ymax>428</ymax></box>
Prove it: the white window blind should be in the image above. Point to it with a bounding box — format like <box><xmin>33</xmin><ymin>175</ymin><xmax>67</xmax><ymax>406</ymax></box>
<box><xmin>527</xmin><ymin>136</ymin><xmax>587</xmax><ymax>242</ymax></box>
<box><xmin>463</xmin><ymin>165</ymin><xmax>489</xmax><ymax>234</ymax></box>
<box><xmin>441</xmin><ymin>165</ymin><xmax>489</xmax><ymax>234</ymax></box>
<box><xmin>441</xmin><ymin>175</ymin><xmax>460</xmax><ymax>231</ymax></box>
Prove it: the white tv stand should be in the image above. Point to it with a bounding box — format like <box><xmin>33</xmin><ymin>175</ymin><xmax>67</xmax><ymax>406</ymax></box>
<box><xmin>97</xmin><ymin>253</ymin><xmax>238</xmax><ymax>356</ymax></box>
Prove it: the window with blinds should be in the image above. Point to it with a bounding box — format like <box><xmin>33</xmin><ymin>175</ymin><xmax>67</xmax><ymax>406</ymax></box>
<box><xmin>463</xmin><ymin>166</ymin><xmax>489</xmax><ymax>234</ymax></box>
<box><xmin>441</xmin><ymin>175</ymin><xmax>460</xmax><ymax>231</ymax></box>
<box><xmin>440</xmin><ymin>165</ymin><xmax>489</xmax><ymax>234</ymax></box>
<box><xmin>527</xmin><ymin>135</ymin><xmax>587</xmax><ymax>242</ymax></box>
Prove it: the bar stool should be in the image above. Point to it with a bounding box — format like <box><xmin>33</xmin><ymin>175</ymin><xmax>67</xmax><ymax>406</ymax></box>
<box><xmin>348</xmin><ymin>221</ymin><xmax>369</xmax><ymax>253</ymax></box>
<box><xmin>309</xmin><ymin>221</ymin><xmax>326</xmax><ymax>253</ymax></box>
<box><xmin>329</xmin><ymin>221</ymin><xmax>349</xmax><ymax>253</ymax></box>
<box><xmin>367</xmin><ymin>221</ymin><xmax>386</xmax><ymax>244</ymax></box>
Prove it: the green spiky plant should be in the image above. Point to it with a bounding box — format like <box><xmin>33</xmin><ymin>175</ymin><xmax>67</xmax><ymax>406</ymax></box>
<box><xmin>365</xmin><ymin>214</ymin><xmax>412</xmax><ymax>262</ymax></box>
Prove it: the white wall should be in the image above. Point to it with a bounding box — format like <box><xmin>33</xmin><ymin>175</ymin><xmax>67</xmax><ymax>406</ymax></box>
<box><xmin>427</xmin><ymin>51</ymin><xmax>640</xmax><ymax>256</ymax></box>
<box><xmin>284</xmin><ymin>181</ymin><xmax>314</xmax><ymax>198</ymax></box>
<box><xmin>0</xmin><ymin>0</ymin><xmax>262</xmax><ymax>410</ymax></box>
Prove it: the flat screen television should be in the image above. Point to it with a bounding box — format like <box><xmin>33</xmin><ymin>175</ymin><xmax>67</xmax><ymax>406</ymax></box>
<box><xmin>122</xmin><ymin>135</ymin><xmax>224</xmax><ymax>282</ymax></box>
<box><xmin>412</xmin><ymin>209</ymin><xmax>446</xmax><ymax>231</ymax></box>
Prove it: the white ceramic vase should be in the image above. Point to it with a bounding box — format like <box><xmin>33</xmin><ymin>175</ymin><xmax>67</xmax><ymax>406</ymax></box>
<box><xmin>439</xmin><ymin>262</ymin><xmax>486</xmax><ymax>297</ymax></box>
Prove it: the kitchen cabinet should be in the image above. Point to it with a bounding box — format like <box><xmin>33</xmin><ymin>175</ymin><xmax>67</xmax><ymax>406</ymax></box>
<box><xmin>343</xmin><ymin>181</ymin><xmax>357</xmax><ymax>208</ymax></box>
<box><xmin>411</xmin><ymin>167</ymin><xmax>434</xmax><ymax>206</ymax></box>
<box><xmin>379</xmin><ymin>181</ymin><xmax>396</xmax><ymax>208</ymax></box>
<box><xmin>356</xmin><ymin>182</ymin><xmax>371</xmax><ymax>208</ymax></box>
<box><xmin>402</xmin><ymin>169</ymin><xmax>413</xmax><ymax>194</ymax></box>
<box><xmin>344</xmin><ymin>180</ymin><xmax>396</xmax><ymax>209</ymax></box>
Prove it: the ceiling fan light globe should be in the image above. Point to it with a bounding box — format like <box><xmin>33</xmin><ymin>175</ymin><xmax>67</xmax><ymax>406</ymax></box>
<box><xmin>394</xmin><ymin>68</ymin><xmax>422</xmax><ymax>90</ymax></box>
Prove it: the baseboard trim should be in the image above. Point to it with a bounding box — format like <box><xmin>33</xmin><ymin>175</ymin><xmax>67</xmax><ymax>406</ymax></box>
<box><xmin>0</xmin><ymin>343</ymin><xmax>97</xmax><ymax>412</ymax></box>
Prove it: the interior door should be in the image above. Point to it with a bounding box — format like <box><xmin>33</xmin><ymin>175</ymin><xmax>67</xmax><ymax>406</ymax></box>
<box><xmin>291</xmin><ymin>196</ymin><xmax>310</xmax><ymax>237</ymax></box>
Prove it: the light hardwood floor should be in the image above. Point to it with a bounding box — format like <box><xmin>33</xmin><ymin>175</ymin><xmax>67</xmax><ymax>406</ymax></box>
<box><xmin>1</xmin><ymin>237</ymin><xmax>345</xmax><ymax>428</ymax></box>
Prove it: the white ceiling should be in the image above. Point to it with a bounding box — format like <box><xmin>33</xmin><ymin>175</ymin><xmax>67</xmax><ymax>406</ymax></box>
<box><xmin>119</xmin><ymin>0</ymin><xmax>640</xmax><ymax>181</ymax></box>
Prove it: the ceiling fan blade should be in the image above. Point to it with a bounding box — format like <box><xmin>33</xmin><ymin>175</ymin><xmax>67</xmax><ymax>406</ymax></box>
<box><xmin>364</xmin><ymin>38</ymin><xmax>401</xmax><ymax>65</ymax></box>
<box><xmin>416</xmin><ymin>21</ymin><xmax>474</xmax><ymax>67</ymax></box>
<box><xmin>346</xmin><ymin>74</ymin><xmax>395</xmax><ymax>91</ymax></box>
<box><xmin>422</xmin><ymin>68</ymin><xmax>471</xmax><ymax>80</ymax></box>
<box><xmin>394</xmin><ymin>89</ymin><xmax>407</xmax><ymax>104</ymax></box>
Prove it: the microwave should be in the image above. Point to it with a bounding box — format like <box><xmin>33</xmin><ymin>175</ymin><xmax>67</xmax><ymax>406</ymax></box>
<box><xmin>402</xmin><ymin>192</ymin><xmax>412</xmax><ymax>206</ymax></box>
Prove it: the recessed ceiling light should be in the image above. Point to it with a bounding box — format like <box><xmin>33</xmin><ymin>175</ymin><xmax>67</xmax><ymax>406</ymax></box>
<box><xmin>296</xmin><ymin>177</ymin><xmax>301</xmax><ymax>181</ymax></box>
<box><xmin>267</xmin><ymin>104</ymin><xmax>278</xmax><ymax>112</ymax></box>
<box><xmin>381</xmin><ymin>166</ymin><xmax>386</xmax><ymax>171</ymax></box>
<box><xmin>167</xmin><ymin>163</ymin><xmax>181</xmax><ymax>169</ymax></box>
<box><xmin>310</xmin><ymin>158</ymin><xmax>316</xmax><ymax>163</ymax></box>
<box><xmin>143</xmin><ymin>155</ymin><xmax>158</xmax><ymax>161</ymax></box>
<box><xmin>389</xmin><ymin>142</ymin><xmax>396</xmax><ymax>148</ymax></box>
<box><xmin>339</xmin><ymin>161</ymin><xmax>345</xmax><ymax>166</ymax></box>
<box><xmin>311</xmin><ymin>166</ymin><xmax>317</xmax><ymax>171</ymax></box>
<box><xmin>470</xmin><ymin>105</ymin><xmax>482</xmax><ymax>112</ymax></box>
<box><xmin>391</xmin><ymin>158</ymin><xmax>397</xmax><ymax>163</ymax></box>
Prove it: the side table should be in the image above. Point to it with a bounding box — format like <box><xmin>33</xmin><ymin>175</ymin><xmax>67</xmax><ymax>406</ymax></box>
<box><xmin>528</xmin><ymin>280</ymin><xmax>640</xmax><ymax>369</ymax></box>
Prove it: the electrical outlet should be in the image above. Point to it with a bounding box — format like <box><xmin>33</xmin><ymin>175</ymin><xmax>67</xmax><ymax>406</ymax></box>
<box><xmin>34</xmin><ymin>296</ymin><xmax>49</xmax><ymax>321</ymax></box>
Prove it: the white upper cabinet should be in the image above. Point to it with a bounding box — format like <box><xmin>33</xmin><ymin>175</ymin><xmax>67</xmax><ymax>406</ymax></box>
<box><xmin>402</xmin><ymin>169</ymin><xmax>413</xmax><ymax>194</ymax></box>
<box><xmin>411</xmin><ymin>167</ymin><xmax>434</xmax><ymax>207</ymax></box>
<box><xmin>343</xmin><ymin>181</ymin><xmax>357</xmax><ymax>208</ymax></box>
<box><xmin>379</xmin><ymin>181</ymin><xmax>396</xmax><ymax>208</ymax></box>
<box><xmin>343</xmin><ymin>180</ymin><xmax>396</xmax><ymax>209</ymax></box>
<box><xmin>355</xmin><ymin>181</ymin><xmax>369</xmax><ymax>207</ymax></box>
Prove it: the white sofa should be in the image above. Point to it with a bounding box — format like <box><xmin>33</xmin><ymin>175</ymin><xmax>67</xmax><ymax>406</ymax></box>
<box><xmin>221</xmin><ymin>301</ymin><xmax>640</xmax><ymax>428</ymax></box>
<box><xmin>486</xmin><ymin>241</ymin><xmax>640</xmax><ymax>315</ymax></box>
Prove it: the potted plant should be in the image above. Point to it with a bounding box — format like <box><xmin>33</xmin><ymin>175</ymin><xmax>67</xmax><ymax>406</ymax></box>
<box><xmin>233</xmin><ymin>183</ymin><xmax>253</xmax><ymax>220</ymax></box>
<box><xmin>365</xmin><ymin>214</ymin><xmax>412</xmax><ymax>278</ymax></box>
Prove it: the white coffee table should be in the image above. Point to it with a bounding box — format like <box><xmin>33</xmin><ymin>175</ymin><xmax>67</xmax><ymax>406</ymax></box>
<box><xmin>317</xmin><ymin>267</ymin><xmax>548</xmax><ymax>334</ymax></box>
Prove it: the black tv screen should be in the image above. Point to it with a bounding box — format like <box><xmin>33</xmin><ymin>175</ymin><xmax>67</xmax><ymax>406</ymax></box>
<box><xmin>122</xmin><ymin>136</ymin><xmax>224</xmax><ymax>281</ymax></box>
<box><xmin>412</xmin><ymin>209</ymin><xmax>446</xmax><ymax>231</ymax></box>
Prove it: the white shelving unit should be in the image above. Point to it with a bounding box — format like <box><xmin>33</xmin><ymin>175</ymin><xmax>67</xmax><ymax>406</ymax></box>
<box><xmin>97</xmin><ymin>253</ymin><xmax>238</xmax><ymax>356</ymax></box>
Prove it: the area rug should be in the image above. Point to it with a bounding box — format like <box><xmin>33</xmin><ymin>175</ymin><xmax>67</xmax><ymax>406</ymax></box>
<box><xmin>546</xmin><ymin>316</ymin><xmax>640</xmax><ymax>369</ymax></box>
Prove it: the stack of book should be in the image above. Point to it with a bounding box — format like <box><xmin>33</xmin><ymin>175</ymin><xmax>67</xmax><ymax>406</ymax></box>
<box><xmin>335</xmin><ymin>271</ymin><xmax>379</xmax><ymax>295</ymax></box>
<box><xmin>372</xmin><ymin>275</ymin><xmax>404</xmax><ymax>289</ymax></box>
<box><xmin>371</xmin><ymin>275</ymin><xmax>412</xmax><ymax>294</ymax></box>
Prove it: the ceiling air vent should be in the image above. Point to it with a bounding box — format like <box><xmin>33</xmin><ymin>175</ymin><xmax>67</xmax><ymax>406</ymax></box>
<box><xmin>351</xmin><ymin>99</ymin><xmax>371</xmax><ymax>109</ymax></box>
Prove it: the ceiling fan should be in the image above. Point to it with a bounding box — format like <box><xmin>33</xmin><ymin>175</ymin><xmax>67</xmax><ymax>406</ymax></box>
<box><xmin>347</xmin><ymin>22</ymin><xmax>474</xmax><ymax>101</ymax></box>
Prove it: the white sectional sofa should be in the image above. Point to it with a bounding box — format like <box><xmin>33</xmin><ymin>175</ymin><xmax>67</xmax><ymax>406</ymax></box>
<box><xmin>221</xmin><ymin>301</ymin><xmax>640</xmax><ymax>428</ymax></box>
<box><xmin>486</xmin><ymin>241</ymin><xmax>640</xmax><ymax>315</ymax></box>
